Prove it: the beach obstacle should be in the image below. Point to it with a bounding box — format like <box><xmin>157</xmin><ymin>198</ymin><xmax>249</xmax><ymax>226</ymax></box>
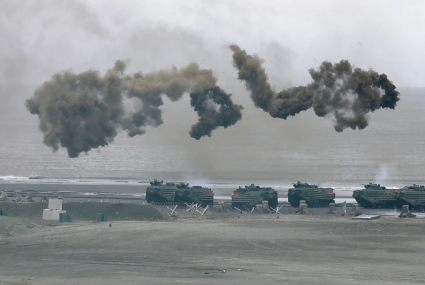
<box><xmin>185</xmin><ymin>203</ymin><xmax>200</xmax><ymax>212</ymax></box>
<box><xmin>22</xmin><ymin>193</ymin><xmax>34</xmax><ymax>202</ymax></box>
<box><xmin>233</xmin><ymin>207</ymin><xmax>248</xmax><ymax>214</ymax></box>
<box><xmin>0</xmin><ymin>191</ymin><xmax>8</xmax><ymax>202</ymax></box>
<box><xmin>10</xmin><ymin>191</ymin><xmax>23</xmax><ymax>203</ymax></box>
<box><xmin>349</xmin><ymin>203</ymin><xmax>362</xmax><ymax>216</ymax></box>
<box><xmin>40</xmin><ymin>195</ymin><xmax>48</xmax><ymax>203</ymax></box>
<box><xmin>42</xmin><ymin>198</ymin><xmax>66</xmax><ymax>221</ymax></box>
<box><xmin>166</xmin><ymin>205</ymin><xmax>178</xmax><ymax>215</ymax></box>
<box><xmin>270</xmin><ymin>206</ymin><xmax>282</xmax><ymax>215</ymax></box>
<box><xmin>0</xmin><ymin>210</ymin><xmax>8</xmax><ymax>216</ymax></box>
<box><xmin>327</xmin><ymin>203</ymin><xmax>337</xmax><ymax>214</ymax></box>
<box><xmin>255</xmin><ymin>203</ymin><xmax>263</xmax><ymax>213</ymax></box>
<box><xmin>399</xmin><ymin>205</ymin><xmax>416</xmax><ymax>218</ymax></box>
<box><xmin>183</xmin><ymin>203</ymin><xmax>210</xmax><ymax>215</ymax></box>
<box><xmin>217</xmin><ymin>202</ymin><xmax>227</xmax><ymax>213</ymax></box>
<box><xmin>262</xmin><ymin>200</ymin><xmax>271</xmax><ymax>213</ymax></box>
<box><xmin>294</xmin><ymin>200</ymin><xmax>310</xmax><ymax>214</ymax></box>
<box><xmin>195</xmin><ymin>205</ymin><xmax>209</xmax><ymax>216</ymax></box>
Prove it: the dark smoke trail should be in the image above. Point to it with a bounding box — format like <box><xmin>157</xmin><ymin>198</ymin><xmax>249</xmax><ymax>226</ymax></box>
<box><xmin>230</xmin><ymin>45</ymin><xmax>399</xmax><ymax>132</ymax></box>
<box><xmin>26</xmin><ymin>61</ymin><xmax>242</xmax><ymax>157</ymax></box>
<box><xmin>189</xmin><ymin>86</ymin><xmax>243</xmax><ymax>139</ymax></box>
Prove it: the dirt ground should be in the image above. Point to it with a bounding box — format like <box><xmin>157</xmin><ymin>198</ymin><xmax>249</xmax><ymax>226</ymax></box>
<box><xmin>0</xmin><ymin>202</ymin><xmax>164</xmax><ymax>222</ymax></box>
<box><xmin>1</xmin><ymin>206</ymin><xmax>425</xmax><ymax>285</ymax></box>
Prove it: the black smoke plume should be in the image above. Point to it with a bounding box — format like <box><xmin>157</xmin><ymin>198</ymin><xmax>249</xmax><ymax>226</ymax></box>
<box><xmin>230</xmin><ymin>45</ymin><xmax>399</xmax><ymax>132</ymax></box>
<box><xmin>26</xmin><ymin>61</ymin><xmax>242</xmax><ymax>157</ymax></box>
<box><xmin>189</xmin><ymin>87</ymin><xmax>243</xmax><ymax>139</ymax></box>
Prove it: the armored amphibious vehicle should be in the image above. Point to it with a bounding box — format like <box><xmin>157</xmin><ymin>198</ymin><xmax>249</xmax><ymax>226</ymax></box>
<box><xmin>287</xmin><ymin>181</ymin><xmax>335</xmax><ymax>208</ymax></box>
<box><xmin>145</xmin><ymin>180</ymin><xmax>176</xmax><ymax>203</ymax></box>
<box><xmin>174</xmin><ymin>183</ymin><xmax>214</xmax><ymax>206</ymax></box>
<box><xmin>397</xmin><ymin>184</ymin><xmax>425</xmax><ymax>210</ymax></box>
<box><xmin>352</xmin><ymin>183</ymin><xmax>398</xmax><ymax>209</ymax></box>
<box><xmin>231</xmin><ymin>184</ymin><xmax>278</xmax><ymax>209</ymax></box>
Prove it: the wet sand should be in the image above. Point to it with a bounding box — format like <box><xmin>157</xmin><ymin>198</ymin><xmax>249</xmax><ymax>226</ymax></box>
<box><xmin>1</xmin><ymin>203</ymin><xmax>425</xmax><ymax>285</ymax></box>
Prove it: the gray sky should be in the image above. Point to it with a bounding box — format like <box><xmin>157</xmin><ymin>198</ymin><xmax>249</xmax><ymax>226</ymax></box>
<box><xmin>1</xmin><ymin>0</ymin><xmax>424</xmax><ymax>88</ymax></box>
<box><xmin>0</xmin><ymin>0</ymin><xmax>424</xmax><ymax>181</ymax></box>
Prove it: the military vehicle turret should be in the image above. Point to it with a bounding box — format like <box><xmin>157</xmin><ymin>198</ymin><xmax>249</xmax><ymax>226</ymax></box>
<box><xmin>397</xmin><ymin>184</ymin><xmax>425</xmax><ymax>210</ymax></box>
<box><xmin>352</xmin><ymin>183</ymin><xmax>398</xmax><ymax>208</ymax></box>
<box><xmin>174</xmin><ymin>183</ymin><xmax>214</xmax><ymax>206</ymax></box>
<box><xmin>231</xmin><ymin>184</ymin><xmax>278</xmax><ymax>209</ymax></box>
<box><xmin>145</xmin><ymin>180</ymin><xmax>176</xmax><ymax>203</ymax></box>
<box><xmin>287</xmin><ymin>181</ymin><xmax>335</xmax><ymax>207</ymax></box>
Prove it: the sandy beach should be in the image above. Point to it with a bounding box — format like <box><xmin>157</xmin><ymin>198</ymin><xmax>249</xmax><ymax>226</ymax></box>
<box><xmin>1</xmin><ymin>202</ymin><xmax>424</xmax><ymax>285</ymax></box>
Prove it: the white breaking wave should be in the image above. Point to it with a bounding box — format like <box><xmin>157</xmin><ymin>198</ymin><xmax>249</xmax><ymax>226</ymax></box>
<box><xmin>0</xmin><ymin>175</ymin><xmax>30</xmax><ymax>181</ymax></box>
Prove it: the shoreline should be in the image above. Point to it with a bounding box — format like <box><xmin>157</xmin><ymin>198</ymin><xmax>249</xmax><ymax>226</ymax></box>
<box><xmin>0</xmin><ymin>182</ymin><xmax>357</xmax><ymax>200</ymax></box>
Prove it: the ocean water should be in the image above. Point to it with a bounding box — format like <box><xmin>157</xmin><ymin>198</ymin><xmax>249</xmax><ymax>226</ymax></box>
<box><xmin>0</xmin><ymin>84</ymin><xmax>424</xmax><ymax>195</ymax></box>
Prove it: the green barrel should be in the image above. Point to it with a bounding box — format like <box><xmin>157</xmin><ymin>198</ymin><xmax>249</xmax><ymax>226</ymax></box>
<box><xmin>0</xmin><ymin>210</ymin><xmax>2</xmax><ymax>215</ymax></box>
<box><xmin>59</xmin><ymin>213</ymin><xmax>71</xmax><ymax>222</ymax></box>
<box><xmin>102</xmin><ymin>214</ymin><xmax>108</xmax><ymax>222</ymax></box>
<box><xmin>0</xmin><ymin>210</ymin><xmax>8</xmax><ymax>216</ymax></box>
<box><xmin>96</xmin><ymin>213</ymin><xmax>104</xmax><ymax>222</ymax></box>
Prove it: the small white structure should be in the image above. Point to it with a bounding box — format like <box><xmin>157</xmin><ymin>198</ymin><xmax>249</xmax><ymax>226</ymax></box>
<box><xmin>42</xmin><ymin>198</ymin><xmax>66</xmax><ymax>221</ymax></box>
<box><xmin>48</xmin><ymin>198</ymin><xmax>63</xmax><ymax>210</ymax></box>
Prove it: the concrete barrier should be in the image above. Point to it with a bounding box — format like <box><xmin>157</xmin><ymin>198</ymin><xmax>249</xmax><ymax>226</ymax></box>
<box><xmin>349</xmin><ymin>203</ymin><xmax>362</xmax><ymax>216</ymax></box>
<box><xmin>43</xmin><ymin>198</ymin><xmax>66</xmax><ymax>221</ymax></box>
<box><xmin>43</xmin><ymin>209</ymin><xmax>66</xmax><ymax>220</ymax></box>
<box><xmin>217</xmin><ymin>202</ymin><xmax>226</xmax><ymax>213</ymax></box>
<box><xmin>262</xmin><ymin>200</ymin><xmax>270</xmax><ymax>213</ymax></box>
<box><xmin>295</xmin><ymin>200</ymin><xmax>310</xmax><ymax>214</ymax></box>
<box><xmin>48</xmin><ymin>198</ymin><xmax>63</xmax><ymax>210</ymax></box>
<box><xmin>328</xmin><ymin>203</ymin><xmax>337</xmax><ymax>214</ymax></box>
<box><xmin>399</xmin><ymin>205</ymin><xmax>416</xmax><ymax>218</ymax></box>
<box><xmin>256</xmin><ymin>204</ymin><xmax>263</xmax><ymax>214</ymax></box>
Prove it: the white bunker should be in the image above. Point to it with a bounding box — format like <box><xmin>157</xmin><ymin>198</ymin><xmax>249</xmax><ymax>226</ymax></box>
<box><xmin>42</xmin><ymin>198</ymin><xmax>66</xmax><ymax>221</ymax></box>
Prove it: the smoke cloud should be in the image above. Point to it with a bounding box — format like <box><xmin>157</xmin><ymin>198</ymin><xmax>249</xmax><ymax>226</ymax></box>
<box><xmin>230</xmin><ymin>45</ymin><xmax>400</xmax><ymax>132</ymax></box>
<box><xmin>189</xmin><ymin>87</ymin><xmax>243</xmax><ymax>139</ymax></box>
<box><xmin>26</xmin><ymin>61</ymin><xmax>242</xmax><ymax>157</ymax></box>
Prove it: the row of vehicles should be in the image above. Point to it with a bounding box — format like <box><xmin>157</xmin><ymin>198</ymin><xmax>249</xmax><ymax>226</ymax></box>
<box><xmin>146</xmin><ymin>180</ymin><xmax>425</xmax><ymax>210</ymax></box>
<box><xmin>146</xmin><ymin>180</ymin><xmax>333</xmax><ymax>208</ymax></box>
